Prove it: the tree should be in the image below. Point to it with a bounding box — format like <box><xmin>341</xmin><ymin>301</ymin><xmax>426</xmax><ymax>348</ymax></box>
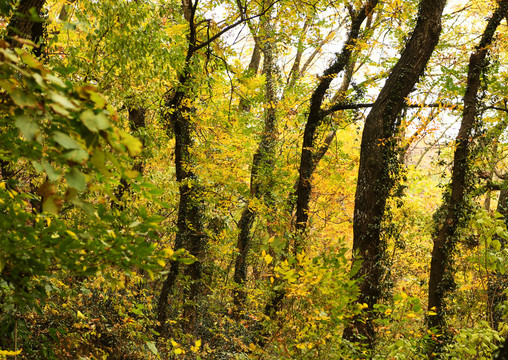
<box><xmin>427</xmin><ymin>1</ymin><xmax>508</xmax><ymax>354</ymax></box>
<box><xmin>156</xmin><ymin>0</ymin><xmax>273</xmax><ymax>334</ymax></box>
<box><xmin>345</xmin><ymin>0</ymin><xmax>446</xmax><ymax>347</ymax></box>
<box><xmin>232</xmin><ymin>3</ymin><xmax>278</xmax><ymax>315</ymax></box>
<box><xmin>6</xmin><ymin>0</ymin><xmax>46</xmax><ymax>49</ymax></box>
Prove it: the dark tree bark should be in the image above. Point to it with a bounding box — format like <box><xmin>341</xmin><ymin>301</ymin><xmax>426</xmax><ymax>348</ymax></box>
<box><xmin>233</xmin><ymin>15</ymin><xmax>278</xmax><ymax>316</ymax></box>
<box><xmin>156</xmin><ymin>0</ymin><xmax>268</xmax><ymax>334</ymax></box>
<box><xmin>489</xmin><ymin>186</ymin><xmax>508</xmax><ymax>331</ymax></box>
<box><xmin>494</xmin><ymin>336</ymin><xmax>508</xmax><ymax>360</ymax></box>
<box><xmin>427</xmin><ymin>1</ymin><xmax>508</xmax><ymax>354</ymax></box>
<box><xmin>157</xmin><ymin>0</ymin><xmax>207</xmax><ymax>335</ymax></box>
<box><xmin>6</xmin><ymin>0</ymin><xmax>46</xmax><ymax>48</ymax></box>
<box><xmin>344</xmin><ymin>0</ymin><xmax>446</xmax><ymax>347</ymax></box>
<box><xmin>113</xmin><ymin>107</ymin><xmax>146</xmax><ymax>205</ymax></box>
<box><xmin>294</xmin><ymin>0</ymin><xmax>379</xmax><ymax>254</ymax></box>
<box><xmin>262</xmin><ymin>0</ymin><xmax>379</xmax><ymax>322</ymax></box>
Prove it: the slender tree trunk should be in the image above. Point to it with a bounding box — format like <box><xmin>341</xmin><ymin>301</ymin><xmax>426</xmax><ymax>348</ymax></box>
<box><xmin>157</xmin><ymin>0</ymin><xmax>208</xmax><ymax>335</ymax></box>
<box><xmin>238</xmin><ymin>42</ymin><xmax>261</xmax><ymax>112</ymax></box>
<box><xmin>114</xmin><ymin>108</ymin><xmax>146</xmax><ymax>205</ymax></box>
<box><xmin>294</xmin><ymin>0</ymin><xmax>379</xmax><ymax>254</ymax></box>
<box><xmin>345</xmin><ymin>0</ymin><xmax>446</xmax><ymax>348</ymax></box>
<box><xmin>489</xmin><ymin>186</ymin><xmax>508</xmax><ymax>331</ymax></box>
<box><xmin>233</xmin><ymin>10</ymin><xmax>278</xmax><ymax>317</ymax></box>
<box><xmin>427</xmin><ymin>1</ymin><xmax>508</xmax><ymax>355</ymax></box>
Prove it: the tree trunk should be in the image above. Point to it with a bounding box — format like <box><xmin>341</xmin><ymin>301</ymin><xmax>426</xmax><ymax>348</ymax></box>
<box><xmin>113</xmin><ymin>107</ymin><xmax>146</xmax><ymax>205</ymax></box>
<box><xmin>345</xmin><ymin>0</ymin><xmax>446</xmax><ymax>348</ymax></box>
<box><xmin>238</xmin><ymin>42</ymin><xmax>261</xmax><ymax>112</ymax></box>
<box><xmin>427</xmin><ymin>1</ymin><xmax>508</xmax><ymax>355</ymax></box>
<box><xmin>489</xmin><ymin>186</ymin><xmax>508</xmax><ymax>331</ymax></box>
<box><xmin>262</xmin><ymin>0</ymin><xmax>379</xmax><ymax>324</ymax></box>
<box><xmin>294</xmin><ymin>0</ymin><xmax>379</xmax><ymax>254</ymax></box>
<box><xmin>6</xmin><ymin>0</ymin><xmax>46</xmax><ymax>48</ymax></box>
<box><xmin>233</xmin><ymin>16</ymin><xmax>278</xmax><ymax>315</ymax></box>
<box><xmin>157</xmin><ymin>0</ymin><xmax>208</xmax><ymax>335</ymax></box>
<box><xmin>494</xmin><ymin>336</ymin><xmax>508</xmax><ymax>360</ymax></box>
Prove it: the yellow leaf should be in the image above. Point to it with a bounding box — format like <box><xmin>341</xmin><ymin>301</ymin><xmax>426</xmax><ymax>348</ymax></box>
<box><xmin>157</xmin><ymin>259</ymin><xmax>166</xmax><ymax>267</ymax></box>
<box><xmin>0</xmin><ymin>349</ymin><xmax>22</xmax><ymax>356</ymax></box>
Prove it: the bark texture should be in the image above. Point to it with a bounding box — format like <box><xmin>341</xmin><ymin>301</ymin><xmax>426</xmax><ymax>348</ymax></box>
<box><xmin>427</xmin><ymin>1</ymin><xmax>508</xmax><ymax>353</ymax></box>
<box><xmin>6</xmin><ymin>0</ymin><xmax>46</xmax><ymax>48</ymax></box>
<box><xmin>113</xmin><ymin>108</ymin><xmax>146</xmax><ymax>205</ymax></box>
<box><xmin>157</xmin><ymin>0</ymin><xmax>207</xmax><ymax>334</ymax></box>
<box><xmin>345</xmin><ymin>0</ymin><xmax>446</xmax><ymax>347</ymax></box>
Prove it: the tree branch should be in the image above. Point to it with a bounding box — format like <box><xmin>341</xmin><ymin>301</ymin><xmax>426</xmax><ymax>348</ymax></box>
<box><xmin>193</xmin><ymin>0</ymin><xmax>280</xmax><ymax>52</ymax></box>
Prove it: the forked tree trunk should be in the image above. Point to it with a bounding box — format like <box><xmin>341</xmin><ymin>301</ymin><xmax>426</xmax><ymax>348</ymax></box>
<box><xmin>427</xmin><ymin>1</ymin><xmax>508</xmax><ymax>355</ymax></box>
<box><xmin>263</xmin><ymin>0</ymin><xmax>379</xmax><ymax>321</ymax></box>
<box><xmin>344</xmin><ymin>0</ymin><xmax>446</xmax><ymax>348</ymax></box>
<box><xmin>294</xmin><ymin>0</ymin><xmax>379</xmax><ymax>254</ymax></box>
<box><xmin>238</xmin><ymin>43</ymin><xmax>261</xmax><ymax>112</ymax></box>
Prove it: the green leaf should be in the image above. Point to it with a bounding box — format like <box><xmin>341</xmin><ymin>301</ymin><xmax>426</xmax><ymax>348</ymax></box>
<box><xmin>49</xmin><ymin>103</ymin><xmax>70</xmax><ymax>117</ymax></box>
<box><xmin>492</xmin><ymin>240</ymin><xmax>501</xmax><ymax>251</ymax></box>
<box><xmin>64</xmin><ymin>149</ymin><xmax>89</xmax><ymax>163</ymax></box>
<box><xmin>71</xmin><ymin>199</ymin><xmax>96</xmax><ymax>217</ymax></box>
<box><xmin>11</xmin><ymin>88</ymin><xmax>37</xmax><ymax>108</ymax></box>
<box><xmin>53</xmin><ymin>131</ymin><xmax>81</xmax><ymax>149</ymax></box>
<box><xmin>81</xmin><ymin>109</ymin><xmax>110</xmax><ymax>132</ymax></box>
<box><xmin>0</xmin><ymin>48</ymin><xmax>19</xmax><ymax>63</ymax></box>
<box><xmin>89</xmin><ymin>91</ymin><xmax>106</xmax><ymax>108</ymax></box>
<box><xmin>49</xmin><ymin>91</ymin><xmax>79</xmax><ymax>110</ymax></box>
<box><xmin>91</xmin><ymin>149</ymin><xmax>111</xmax><ymax>176</ymax></box>
<box><xmin>42</xmin><ymin>195</ymin><xmax>61</xmax><ymax>214</ymax></box>
<box><xmin>66</xmin><ymin>168</ymin><xmax>86</xmax><ymax>191</ymax></box>
<box><xmin>31</xmin><ymin>161</ymin><xmax>43</xmax><ymax>173</ymax></box>
<box><xmin>146</xmin><ymin>341</ymin><xmax>159</xmax><ymax>356</ymax></box>
<box><xmin>20</xmin><ymin>51</ymin><xmax>42</xmax><ymax>69</ymax></box>
<box><xmin>46</xmin><ymin>74</ymin><xmax>66</xmax><ymax>88</ymax></box>
<box><xmin>15</xmin><ymin>114</ymin><xmax>41</xmax><ymax>143</ymax></box>
<box><xmin>42</xmin><ymin>160</ymin><xmax>61</xmax><ymax>182</ymax></box>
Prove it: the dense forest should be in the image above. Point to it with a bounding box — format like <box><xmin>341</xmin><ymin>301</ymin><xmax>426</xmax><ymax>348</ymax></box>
<box><xmin>1</xmin><ymin>0</ymin><xmax>508</xmax><ymax>358</ymax></box>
